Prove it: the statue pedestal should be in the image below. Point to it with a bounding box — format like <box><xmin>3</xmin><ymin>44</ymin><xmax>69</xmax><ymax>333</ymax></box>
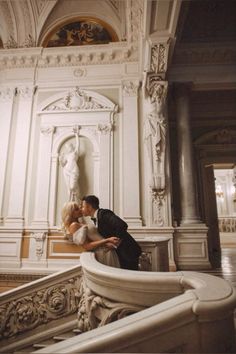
<box><xmin>138</xmin><ymin>237</ymin><xmax>170</xmax><ymax>271</ymax></box>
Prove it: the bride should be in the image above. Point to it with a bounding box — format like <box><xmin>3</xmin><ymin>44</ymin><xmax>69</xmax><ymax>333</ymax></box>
<box><xmin>61</xmin><ymin>201</ymin><xmax>120</xmax><ymax>268</ymax></box>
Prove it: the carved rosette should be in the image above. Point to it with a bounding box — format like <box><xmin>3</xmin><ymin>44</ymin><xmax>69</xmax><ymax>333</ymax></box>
<box><xmin>0</xmin><ymin>277</ymin><xmax>81</xmax><ymax>339</ymax></box>
<box><xmin>122</xmin><ymin>80</ymin><xmax>140</xmax><ymax>97</ymax></box>
<box><xmin>77</xmin><ymin>279</ymin><xmax>145</xmax><ymax>332</ymax></box>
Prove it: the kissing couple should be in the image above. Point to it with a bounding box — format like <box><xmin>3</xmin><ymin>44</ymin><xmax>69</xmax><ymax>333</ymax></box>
<box><xmin>61</xmin><ymin>195</ymin><xmax>142</xmax><ymax>270</ymax></box>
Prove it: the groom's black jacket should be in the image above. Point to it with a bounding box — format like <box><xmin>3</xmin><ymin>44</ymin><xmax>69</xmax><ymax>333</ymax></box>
<box><xmin>97</xmin><ymin>208</ymin><xmax>141</xmax><ymax>268</ymax></box>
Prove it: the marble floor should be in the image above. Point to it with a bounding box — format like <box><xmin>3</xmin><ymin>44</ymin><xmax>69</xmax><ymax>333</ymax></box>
<box><xmin>203</xmin><ymin>247</ymin><xmax>236</xmax><ymax>289</ymax></box>
<box><xmin>202</xmin><ymin>247</ymin><xmax>236</xmax><ymax>334</ymax></box>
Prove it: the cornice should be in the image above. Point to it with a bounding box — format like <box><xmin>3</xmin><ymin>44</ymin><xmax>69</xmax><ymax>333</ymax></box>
<box><xmin>0</xmin><ymin>42</ymin><xmax>138</xmax><ymax>69</ymax></box>
<box><xmin>172</xmin><ymin>42</ymin><xmax>236</xmax><ymax>66</ymax></box>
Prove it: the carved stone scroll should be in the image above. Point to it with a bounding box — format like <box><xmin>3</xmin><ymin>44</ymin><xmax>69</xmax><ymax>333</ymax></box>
<box><xmin>77</xmin><ymin>279</ymin><xmax>145</xmax><ymax>332</ymax></box>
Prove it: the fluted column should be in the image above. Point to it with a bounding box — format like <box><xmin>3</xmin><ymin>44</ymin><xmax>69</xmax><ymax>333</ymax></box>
<box><xmin>175</xmin><ymin>83</ymin><xmax>201</xmax><ymax>225</ymax></box>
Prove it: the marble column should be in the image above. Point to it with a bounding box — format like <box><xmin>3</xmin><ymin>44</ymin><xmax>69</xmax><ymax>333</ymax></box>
<box><xmin>175</xmin><ymin>83</ymin><xmax>201</xmax><ymax>225</ymax></box>
<box><xmin>122</xmin><ymin>80</ymin><xmax>142</xmax><ymax>227</ymax></box>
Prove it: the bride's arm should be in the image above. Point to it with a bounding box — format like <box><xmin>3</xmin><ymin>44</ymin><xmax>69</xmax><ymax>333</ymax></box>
<box><xmin>83</xmin><ymin>236</ymin><xmax>120</xmax><ymax>251</ymax></box>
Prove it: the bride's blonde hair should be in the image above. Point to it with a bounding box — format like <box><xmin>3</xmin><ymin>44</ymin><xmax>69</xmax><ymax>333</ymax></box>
<box><xmin>61</xmin><ymin>201</ymin><xmax>80</xmax><ymax>232</ymax></box>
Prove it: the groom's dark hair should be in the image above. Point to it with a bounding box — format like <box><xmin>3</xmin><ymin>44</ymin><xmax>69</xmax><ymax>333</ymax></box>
<box><xmin>82</xmin><ymin>195</ymin><xmax>99</xmax><ymax>209</ymax></box>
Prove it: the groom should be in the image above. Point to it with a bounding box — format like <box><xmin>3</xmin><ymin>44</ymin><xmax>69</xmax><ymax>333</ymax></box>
<box><xmin>81</xmin><ymin>195</ymin><xmax>141</xmax><ymax>270</ymax></box>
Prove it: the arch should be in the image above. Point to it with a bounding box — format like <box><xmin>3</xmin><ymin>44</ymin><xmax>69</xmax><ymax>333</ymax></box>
<box><xmin>40</xmin><ymin>16</ymin><xmax>119</xmax><ymax>48</ymax></box>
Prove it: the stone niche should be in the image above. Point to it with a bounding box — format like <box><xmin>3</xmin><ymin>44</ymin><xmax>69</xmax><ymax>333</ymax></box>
<box><xmin>32</xmin><ymin>87</ymin><xmax>117</xmax><ymax>230</ymax></box>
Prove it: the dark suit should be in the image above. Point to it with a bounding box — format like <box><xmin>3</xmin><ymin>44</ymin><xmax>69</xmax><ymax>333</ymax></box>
<box><xmin>96</xmin><ymin>209</ymin><xmax>141</xmax><ymax>270</ymax></box>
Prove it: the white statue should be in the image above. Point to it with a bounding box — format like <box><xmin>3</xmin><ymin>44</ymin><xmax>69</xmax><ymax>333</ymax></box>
<box><xmin>59</xmin><ymin>127</ymin><xmax>80</xmax><ymax>201</ymax></box>
<box><xmin>144</xmin><ymin>98</ymin><xmax>166</xmax><ymax>164</ymax></box>
<box><xmin>143</xmin><ymin>73</ymin><xmax>167</xmax><ymax>188</ymax></box>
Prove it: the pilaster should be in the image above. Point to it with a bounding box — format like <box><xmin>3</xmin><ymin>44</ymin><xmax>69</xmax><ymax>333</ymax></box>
<box><xmin>122</xmin><ymin>80</ymin><xmax>142</xmax><ymax>227</ymax></box>
<box><xmin>0</xmin><ymin>87</ymin><xmax>15</xmax><ymax>224</ymax></box>
<box><xmin>5</xmin><ymin>86</ymin><xmax>34</xmax><ymax>228</ymax></box>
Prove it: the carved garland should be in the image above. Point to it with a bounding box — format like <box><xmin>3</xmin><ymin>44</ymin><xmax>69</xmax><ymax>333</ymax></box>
<box><xmin>0</xmin><ymin>277</ymin><xmax>81</xmax><ymax>339</ymax></box>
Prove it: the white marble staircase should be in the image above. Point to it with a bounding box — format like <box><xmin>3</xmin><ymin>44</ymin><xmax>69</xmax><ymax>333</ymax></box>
<box><xmin>1</xmin><ymin>252</ymin><xmax>236</xmax><ymax>353</ymax></box>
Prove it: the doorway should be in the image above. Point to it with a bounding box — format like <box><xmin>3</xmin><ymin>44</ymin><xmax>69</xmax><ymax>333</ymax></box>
<box><xmin>214</xmin><ymin>164</ymin><xmax>236</xmax><ymax>248</ymax></box>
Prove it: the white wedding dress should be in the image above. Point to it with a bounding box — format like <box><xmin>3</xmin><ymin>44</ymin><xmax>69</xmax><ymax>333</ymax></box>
<box><xmin>72</xmin><ymin>224</ymin><xmax>120</xmax><ymax>268</ymax></box>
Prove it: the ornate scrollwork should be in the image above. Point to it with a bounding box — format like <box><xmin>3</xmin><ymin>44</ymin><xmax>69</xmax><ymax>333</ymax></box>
<box><xmin>77</xmin><ymin>279</ymin><xmax>145</xmax><ymax>332</ymax></box>
<box><xmin>0</xmin><ymin>277</ymin><xmax>81</xmax><ymax>339</ymax></box>
<box><xmin>44</xmin><ymin>87</ymin><xmax>110</xmax><ymax>111</ymax></box>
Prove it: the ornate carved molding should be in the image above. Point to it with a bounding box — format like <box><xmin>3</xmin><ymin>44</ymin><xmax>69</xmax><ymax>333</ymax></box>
<box><xmin>0</xmin><ymin>277</ymin><xmax>81</xmax><ymax>339</ymax></box>
<box><xmin>77</xmin><ymin>279</ymin><xmax>144</xmax><ymax>332</ymax></box>
<box><xmin>128</xmin><ymin>0</ymin><xmax>144</xmax><ymax>43</ymax></box>
<box><xmin>122</xmin><ymin>80</ymin><xmax>140</xmax><ymax>97</ymax></box>
<box><xmin>173</xmin><ymin>45</ymin><xmax>236</xmax><ymax>66</ymax></box>
<box><xmin>150</xmin><ymin>43</ymin><xmax>169</xmax><ymax>74</ymax></box>
<box><xmin>43</xmin><ymin>87</ymin><xmax>114</xmax><ymax>112</ymax></box>
<box><xmin>0</xmin><ymin>43</ymin><xmax>138</xmax><ymax>69</ymax></box>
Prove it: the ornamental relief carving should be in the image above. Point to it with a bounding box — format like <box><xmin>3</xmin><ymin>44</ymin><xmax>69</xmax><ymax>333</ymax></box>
<box><xmin>77</xmin><ymin>279</ymin><xmax>145</xmax><ymax>332</ymax></box>
<box><xmin>0</xmin><ymin>277</ymin><xmax>81</xmax><ymax>339</ymax></box>
<box><xmin>122</xmin><ymin>81</ymin><xmax>140</xmax><ymax>97</ymax></box>
<box><xmin>151</xmin><ymin>44</ymin><xmax>168</xmax><ymax>74</ymax></box>
<box><xmin>128</xmin><ymin>0</ymin><xmax>144</xmax><ymax>42</ymax></box>
<box><xmin>0</xmin><ymin>44</ymin><xmax>138</xmax><ymax>69</ymax></box>
<box><xmin>44</xmin><ymin>87</ymin><xmax>111</xmax><ymax>111</ymax></box>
